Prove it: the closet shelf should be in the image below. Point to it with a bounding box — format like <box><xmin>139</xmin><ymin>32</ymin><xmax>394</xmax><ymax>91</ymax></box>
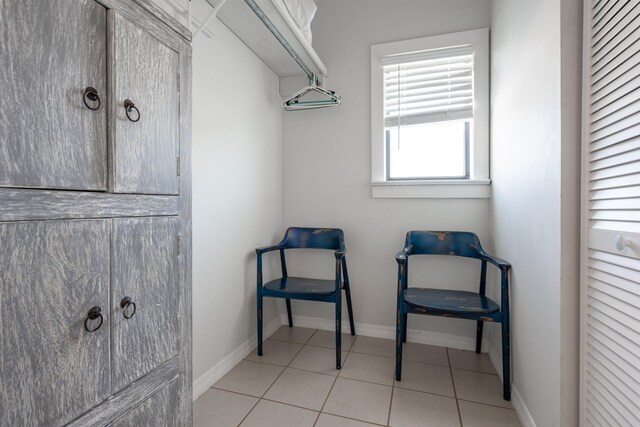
<box><xmin>211</xmin><ymin>0</ymin><xmax>328</xmax><ymax>78</ymax></box>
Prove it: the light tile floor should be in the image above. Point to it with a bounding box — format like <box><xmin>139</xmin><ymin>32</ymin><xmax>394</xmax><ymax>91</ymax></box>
<box><xmin>194</xmin><ymin>327</ymin><xmax>522</xmax><ymax>427</ymax></box>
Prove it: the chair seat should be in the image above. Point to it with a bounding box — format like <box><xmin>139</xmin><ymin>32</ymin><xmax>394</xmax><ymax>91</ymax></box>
<box><xmin>403</xmin><ymin>288</ymin><xmax>500</xmax><ymax>315</ymax></box>
<box><xmin>263</xmin><ymin>277</ymin><xmax>337</xmax><ymax>297</ymax></box>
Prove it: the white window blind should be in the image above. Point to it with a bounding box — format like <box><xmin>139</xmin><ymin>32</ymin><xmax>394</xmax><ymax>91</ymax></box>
<box><xmin>383</xmin><ymin>47</ymin><xmax>474</xmax><ymax>128</ymax></box>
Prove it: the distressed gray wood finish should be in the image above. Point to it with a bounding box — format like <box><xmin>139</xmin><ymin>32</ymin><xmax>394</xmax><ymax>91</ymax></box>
<box><xmin>0</xmin><ymin>220</ymin><xmax>110</xmax><ymax>426</ymax></box>
<box><xmin>176</xmin><ymin>38</ymin><xmax>194</xmax><ymax>426</ymax></box>
<box><xmin>98</xmin><ymin>0</ymin><xmax>191</xmax><ymax>43</ymax></box>
<box><xmin>0</xmin><ymin>188</ymin><xmax>178</xmax><ymax>221</ymax></box>
<box><xmin>0</xmin><ymin>0</ymin><xmax>193</xmax><ymax>424</ymax></box>
<box><xmin>67</xmin><ymin>358</ymin><xmax>180</xmax><ymax>427</ymax></box>
<box><xmin>112</xmin><ymin>217</ymin><xmax>180</xmax><ymax>393</ymax></box>
<box><xmin>110</xmin><ymin>12</ymin><xmax>180</xmax><ymax>195</ymax></box>
<box><xmin>0</xmin><ymin>0</ymin><xmax>107</xmax><ymax>191</ymax></box>
<box><xmin>111</xmin><ymin>380</ymin><xmax>180</xmax><ymax>426</ymax></box>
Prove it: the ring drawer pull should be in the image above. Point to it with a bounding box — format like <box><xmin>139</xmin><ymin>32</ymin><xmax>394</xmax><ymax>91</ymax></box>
<box><xmin>84</xmin><ymin>306</ymin><xmax>104</xmax><ymax>332</ymax></box>
<box><xmin>120</xmin><ymin>297</ymin><xmax>137</xmax><ymax>319</ymax></box>
<box><xmin>83</xmin><ymin>87</ymin><xmax>101</xmax><ymax>111</ymax></box>
<box><xmin>124</xmin><ymin>99</ymin><xmax>140</xmax><ymax>122</ymax></box>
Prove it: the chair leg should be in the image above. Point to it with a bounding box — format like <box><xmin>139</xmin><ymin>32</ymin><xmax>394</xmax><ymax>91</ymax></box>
<box><xmin>402</xmin><ymin>313</ymin><xmax>407</xmax><ymax>343</ymax></box>
<box><xmin>257</xmin><ymin>292</ymin><xmax>263</xmax><ymax>356</ymax></box>
<box><xmin>344</xmin><ymin>283</ymin><xmax>356</xmax><ymax>336</ymax></box>
<box><xmin>475</xmin><ymin>321</ymin><xmax>484</xmax><ymax>353</ymax></box>
<box><xmin>396</xmin><ymin>309</ymin><xmax>405</xmax><ymax>381</ymax></box>
<box><xmin>336</xmin><ymin>293</ymin><xmax>342</xmax><ymax>369</ymax></box>
<box><xmin>502</xmin><ymin>318</ymin><xmax>511</xmax><ymax>401</ymax></box>
<box><xmin>285</xmin><ymin>299</ymin><xmax>293</xmax><ymax>327</ymax></box>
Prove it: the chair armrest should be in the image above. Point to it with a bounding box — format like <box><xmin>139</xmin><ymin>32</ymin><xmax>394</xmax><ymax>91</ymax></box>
<box><xmin>255</xmin><ymin>244</ymin><xmax>283</xmax><ymax>255</ymax></box>
<box><xmin>396</xmin><ymin>250</ymin><xmax>409</xmax><ymax>293</ymax></box>
<box><xmin>480</xmin><ymin>252</ymin><xmax>511</xmax><ymax>272</ymax></box>
<box><xmin>334</xmin><ymin>250</ymin><xmax>346</xmax><ymax>259</ymax></box>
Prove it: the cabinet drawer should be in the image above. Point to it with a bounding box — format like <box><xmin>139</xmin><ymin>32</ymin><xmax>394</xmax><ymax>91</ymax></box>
<box><xmin>111</xmin><ymin>217</ymin><xmax>180</xmax><ymax>393</ymax></box>
<box><xmin>0</xmin><ymin>0</ymin><xmax>107</xmax><ymax>191</ymax></box>
<box><xmin>0</xmin><ymin>219</ymin><xmax>110</xmax><ymax>426</ymax></box>
<box><xmin>110</xmin><ymin>12</ymin><xmax>181</xmax><ymax>195</ymax></box>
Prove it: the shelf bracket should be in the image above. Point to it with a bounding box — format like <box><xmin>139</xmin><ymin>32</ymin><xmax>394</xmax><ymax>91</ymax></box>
<box><xmin>193</xmin><ymin>0</ymin><xmax>228</xmax><ymax>39</ymax></box>
<box><xmin>159</xmin><ymin>0</ymin><xmax>216</xmax><ymax>38</ymax></box>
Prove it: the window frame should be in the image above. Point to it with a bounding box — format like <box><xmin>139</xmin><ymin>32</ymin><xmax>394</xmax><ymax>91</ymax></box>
<box><xmin>370</xmin><ymin>28</ymin><xmax>490</xmax><ymax>199</ymax></box>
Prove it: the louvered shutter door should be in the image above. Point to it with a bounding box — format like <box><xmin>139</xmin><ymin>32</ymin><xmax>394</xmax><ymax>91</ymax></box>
<box><xmin>583</xmin><ymin>0</ymin><xmax>640</xmax><ymax>425</ymax></box>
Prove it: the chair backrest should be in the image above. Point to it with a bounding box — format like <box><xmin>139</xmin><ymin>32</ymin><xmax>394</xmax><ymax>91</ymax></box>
<box><xmin>281</xmin><ymin>227</ymin><xmax>344</xmax><ymax>250</ymax></box>
<box><xmin>404</xmin><ymin>231</ymin><xmax>484</xmax><ymax>259</ymax></box>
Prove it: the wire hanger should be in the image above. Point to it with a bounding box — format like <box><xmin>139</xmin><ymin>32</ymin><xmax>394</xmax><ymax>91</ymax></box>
<box><xmin>282</xmin><ymin>74</ymin><xmax>342</xmax><ymax>111</ymax></box>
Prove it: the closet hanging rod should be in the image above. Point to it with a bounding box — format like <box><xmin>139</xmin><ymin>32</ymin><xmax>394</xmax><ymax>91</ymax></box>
<box><xmin>206</xmin><ymin>0</ymin><xmax>315</xmax><ymax>81</ymax></box>
<box><xmin>243</xmin><ymin>0</ymin><xmax>314</xmax><ymax>80</ymax></box>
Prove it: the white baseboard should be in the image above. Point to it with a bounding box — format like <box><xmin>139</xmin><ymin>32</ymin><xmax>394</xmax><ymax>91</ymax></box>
<box><xmin>488</xmin><ymin>344</ymin><xmax>536</xmax><ymax>427</ymax></box>
<box><xmin>192</xmin><ymin>317</ymin><xmax>282</xmax><ymax>401</ymax></box>
<box><xmin>512</xmin><ymin>385</ymin><xmax>536</xmax><ymax>427</ymax></box>
<box><xmin>283</xmin><ymin>313</ymin><xmax>488</xmax><ymax>352</ymax></box>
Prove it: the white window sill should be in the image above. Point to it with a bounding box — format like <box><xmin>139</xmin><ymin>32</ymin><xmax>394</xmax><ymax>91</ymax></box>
<box><xmin>371</xmin><ymin>179</ymin><xmax>491</xmax><ymax>199</ymax></box>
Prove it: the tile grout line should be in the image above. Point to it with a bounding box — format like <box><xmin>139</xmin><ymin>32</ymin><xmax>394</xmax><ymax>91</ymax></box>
<box><xmin>323</xmin><ymin>413</ymin><xmax>389</xmax><ymax>427</ymax></box>
<box><xmin>237</xmin><ymin>328</ymin><xmax>317</xmax><ymax>426</ymax></box>
<box><xmin>260</xmin><ymin>397</ymin><xmax>330</xmax><ymax>414</ymax></box>
<box><xmin>456</xmin><ymin>398</ymin><xmax>516</xmax><ymax>411</ymax></box>
<box><xmin>447</xmin><ymin>347</ymin><xmax>464</xmax><ymax>427</ymax></box>
<box><xmin>235</xmin><ymin>396</ymin><xmax>262</xmax><ymax>426</ymax></box>
<box><xmin>237</xmin><ymin>349</ymin><xmax>350</xmax><ymax>380</ymax></box>
<box><xmin>387</xmin><ymin>330</ymin><xmax>396</xmax><ymax>426</ymax></box>
<box><xmin>313</xmin><ymin>338</ymin><xmax>354</xmax><ymax>426</ymax></box>
<box><xmin>235</xmin><ymin>366</ymin><xmax>289</xmax><ymax>426</ymax></box>
<box><xmin>209</xmin><ymin>387</ymin><xmax>264</xmax><ymax>400</ymax></box>
<box><xmin>387</xmin><ymin>374</ymin><xmax>395</xmax><ymax>426</ymax></box>
<box><xmin>270</xmin><ymin>327</ymin><xmax>332</xmax><ymax>346</ymax></box>
<box><xmin>312</xmin><ymin>366</ymin><xmax>340</xmax><ymax>426</ymax></box>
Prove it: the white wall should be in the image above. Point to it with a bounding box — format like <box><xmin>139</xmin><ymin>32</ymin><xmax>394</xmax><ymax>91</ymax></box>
<box><xmin>152</xmin><ymin>0</ymin><xmax>285</xmax><ymax>387</ymax></box>
<box><xmin>283</xmin><ymin>0</ymin><xmax>493</xmax><ymax>346</ymax></box>
<box><xmin>490</xmin><ymin>0</ymin><xmax>580</xmax><ymax>425</ymax></box>
<box><xmin>190</xmin><ymin>21</ymin><xmax>284</xmax><ymax>383</ymax></box>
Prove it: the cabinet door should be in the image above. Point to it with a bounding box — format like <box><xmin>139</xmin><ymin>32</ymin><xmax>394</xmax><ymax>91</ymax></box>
<box><xmin>112</xmin><ymin>217</ymin><xmax>180</xmax><ymax>393</ymax></box>
<box><xmin>111</xmin><ymin>380</ymin><xmax>180</xmax><ymax>427</ymax></box>
<box><xmin>0</xmin><ymin>220</ymin><xmax>110</xmax><ymax>426</ymax></box>
<box><xmin>110</xmin><ymin>12</ymin><xmax>180</xmax><ymax>195</ymax></box>
<box><xmin>0</xmin><ymin>0</ymin><xmax>107</xmax><ymax>190</ymax></box>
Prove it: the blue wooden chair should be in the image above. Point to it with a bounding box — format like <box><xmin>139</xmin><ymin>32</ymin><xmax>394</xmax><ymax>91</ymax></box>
<box><xmin>256</xmin><ymin>227</ymin><xmax>355</xmax><ymax>369</ymax></box>
<box><xmin>395</xmin><ymin>231</ymin><xmax>511</xmax><ymax>400</ymax></box>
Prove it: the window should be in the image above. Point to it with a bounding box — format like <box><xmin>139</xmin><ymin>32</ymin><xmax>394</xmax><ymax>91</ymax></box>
<box><xmin>371</xmin><ymin>29</ymin><xmax>490</xmax><ymax>198</ymax></box>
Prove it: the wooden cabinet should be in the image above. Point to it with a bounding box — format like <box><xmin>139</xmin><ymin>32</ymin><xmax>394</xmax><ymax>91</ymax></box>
<box><xmin>0</xmin><ymin>0</ymin><xmax>108</xmax><ymax>191</ymax></box>
<box><xmin>0</xmin><ymin>0</ymin><xmax>192</xmax><ymax>425</ymax></box>
<box><xmin>110</xmin><ymin>12</ymin><xmax>181</xmax><ymax>195</ymax></box>
<box><xmin>0</xmin><ymin>217</ymin><xmax>184</xmax><ymax>425</ymax></box>
<box><xmin>0</xmin><ymin>220</ymin><xmax>111</xmax><ymax>426</ymax></box>
<box><xmin>0</xmin><ymin>0</ymin><xmax>182</xmax><ymax>195</ymax></box>
<box><xmin>112</xmin><ymin>217</ymin><xmax>180</xmax><ymax>393</ymax></box>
